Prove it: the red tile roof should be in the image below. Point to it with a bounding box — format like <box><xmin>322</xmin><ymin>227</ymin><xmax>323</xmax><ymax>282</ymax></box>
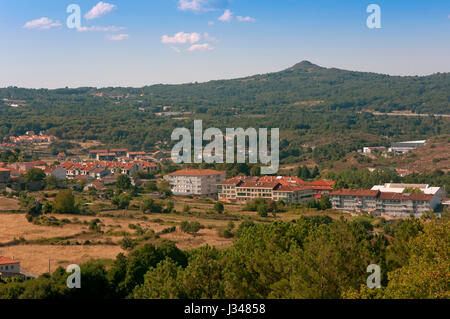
<box><xmin>379</xmin><ymin>192</ymin><xmax>434</xmax><ymax>201</ymax></box>
<box><xmin>309</xmin><ymin>179</ymin><xmax>335</xmax><ymax>187</ymax></box>
<box><xmin>238</xmin><ymin>181</ymin><xmax>280</xmax><ymax>189</ymax></box>
<box><xmin>0</xmin><ymin>256</ymin><xmax>20</xmax><ymax>265</ymax></box>
<box><xmin>258</xmin><ymin>176</ymin><xmax>307</xmax><ymax>186</ymax></box>
<box><xmin>274</xmin><ymin>184</ymin><xmax>313</xmax><ymax>192</ymax></box>
<box><xmin>168</xmin><ymin>169</ymin><xmax>226</xmax><ymax>176</ymax></box>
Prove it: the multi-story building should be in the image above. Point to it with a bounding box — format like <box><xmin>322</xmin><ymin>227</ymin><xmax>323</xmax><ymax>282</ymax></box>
<box><xmin>165</xmin><ymin>169</ymin><xmax>226</xmax><ymax>197</ymax></box>
<box><xmin>218</xmin><ymin>176</ymin><xmax>315</xmax><ymax>203</ymax></box>
<box><xmin>330</xmin><ymin>188</ymin><xmax>442</xmax><ymax>217</ymax></box>
<box><xmin>330</xmin><ymin>189</ymin><xmax>380</xmax><ymax>212</ymax></box>
<box><xmin>371</xmin><ymin>183</ymin><xmax>446</xmax><ymax>201</ymax></box>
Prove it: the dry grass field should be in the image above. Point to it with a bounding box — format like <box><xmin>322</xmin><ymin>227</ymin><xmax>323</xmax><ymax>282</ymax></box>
<box><xmin>0</xmin><ymin>197</ymin><xmax>21</xmax><ymax>211</ymax></box>
<box><xmin>0</xmin><ymin>245</ymin><xmax>124</xmax><ymax>274</ymax></box>
<box><xmin>0</xmin><ymin>214</ymin><xmax>87</xmax><ymax>243</ymax></box>
<box><xmin>0</xmin><ymin>195</ymin><xmax>345</xmax><ymax>275</ymax></box>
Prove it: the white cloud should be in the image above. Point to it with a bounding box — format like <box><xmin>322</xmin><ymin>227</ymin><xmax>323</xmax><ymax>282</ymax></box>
<box><xmin>85</xmin><ymin>2</ymin><xmax>116</xmax><ymax>20</ymax></box>
<box><xmin>23</xmin><ymin>17</ymin><xmax>62</xmax><ymax>30</ymax></box>
<box><xmin>171</xmin><ymin>46</ymin><xmax>182</xmax><ymax>53</ymax></box>
<box><xmin>237</xmin><ymin>16</ymin><xmax>256</xmax><ymax>22</ymax></box>
<box><xmin>178</xmin><ymin>0</ymin><xmax>229</xmax><ymax>13</ymax></box>
<box><xmin>161</xmin><ymin>32</ymin><xmax>201</xmax><ymax>44</ymax></box>
<box><xmin>77</xmin><ymin>26</ymin><xmax>124</xmax><ymax>32</ymax></box>
<box><xmin>218</xmin><ymin>9</ymin><xmax>233</xmax><ymax>22</ymax></box>
<box><xmin>106</xmin><ymin>33</ymin><xmax>129</xmax><ymax>41</ymax></box>
<box><xmin>208</xmin><ymin>21</ymin><xmax>215</xmax><ymax>26</ymax></box>
<box><xmin>187</xmin><ymin>43</ymin><xmax>214</xmax><ymax>51</ymax></box>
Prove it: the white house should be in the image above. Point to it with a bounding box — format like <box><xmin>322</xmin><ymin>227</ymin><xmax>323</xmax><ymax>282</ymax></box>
<box><xmin>0</xmin><ymin>256</ymin><xmax>22</xmax><ymax>279</ymax></box>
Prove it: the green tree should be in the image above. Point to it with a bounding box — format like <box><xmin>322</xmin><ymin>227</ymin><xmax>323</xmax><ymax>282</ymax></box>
<box><xmin>116</xmin><ymin>174</ymin><xmax>132</xmax><ymax>191</ymax></box>
<box><xmin>53</xmin><ymin>190</ymin><xmax>77</xmax><ymax>214</ymax></box>
<box><xmin>24</xmin><ymin>168</ymin><xmax>46</xmax><ymax>183</ymax></box>
<box><xmin>214</xmin><ymin>202</ymin><xmax>224</xmax><ymax>214</ymax></box>
<box><xmin>257</xmin><ymin>204</ymin><xmax>268</xmax><ymax>217</ymax></box>
<box><xmin>112</xmin><ymin>193</ymin><xmax>131</xmax><ymax>209</ymax></box>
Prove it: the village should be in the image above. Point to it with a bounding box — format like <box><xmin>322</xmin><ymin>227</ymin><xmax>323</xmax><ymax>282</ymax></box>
<box><xmin>0</xmin><ymin>132</ymin><xmax>448</xmax><ymax>280</ymax></box>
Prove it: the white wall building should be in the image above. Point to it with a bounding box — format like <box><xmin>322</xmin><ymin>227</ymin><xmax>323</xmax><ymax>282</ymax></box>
<box><xmin>388</xmin><ymin>140</ymin><xmax>426</xmax><ymax>154</ymax></box>
<box><xmin>0</xmin><ymin>256</ymin><xmax>21</xmax><ymax>279</ymax></box>
<box><xmin>165</xmin><ymin>169</ymin><xmax>226</xmax><ymax>197</ymax></box>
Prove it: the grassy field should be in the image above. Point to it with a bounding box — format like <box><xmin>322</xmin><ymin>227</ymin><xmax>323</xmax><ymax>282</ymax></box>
<box><xmin>0</xmin><ymin>197</ymin><xmax>21</xmax><ymax>211</ymax></box>
<box><xmin>0</xmin><ymin>195</ymin><xmax>346</xmax><ymax>274</ymax></box>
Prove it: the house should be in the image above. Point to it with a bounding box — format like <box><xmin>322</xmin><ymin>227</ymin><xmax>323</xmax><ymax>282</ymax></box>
<box><xmin>127</xmin><ymin>151</ymin><xmax>146</xmax><ymax>159</ymax></box>
<box><xmin>44</xmin><ymin>166</ymin><xmax>66</xmax><ymax>181</ymax></box>
<box><xmin>0</xmin><ymin>256</ymin><xmax>23</xmax><ymax>279</ymax></box>
<box><xmin>362</xmin><ymin>146</ymin><xmax>387</xmax><ymax>154</ymax></box>
<box><xmin>165</xmin><ymin>169</ymin><xmax>226</xmax><ymax>197</ymax></box>
<box><xmin>0</xmin><ymin>168</ymin><xmax>11</xmax><ymax>183</ymax></box>
<box><xmin>97</xmin><ymin>153</ymin><xmax>116</xmax><ymax>161</ymax></box>
<box><xmin>89</xmin><ymin>149</ymin><xmax>108</xmax><ymax>159</ymax></box>
<box><xmin>110</xmin><ymin>149</ymin><xmax>128</xmax><ymax>157</ymax></box>
<box><xmin>8</xmin><ymin>162</ymin><xmax>36</xmax><ymax>174</ymax></box>
<box><xmin>89</xmin><ymin>168</ymin><xmax>109</xmax><ymax>180</ymax></box>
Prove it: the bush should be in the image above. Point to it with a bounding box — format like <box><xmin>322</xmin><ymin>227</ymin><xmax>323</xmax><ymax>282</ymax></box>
<box><xmin>180</xmin><ymin>221</ymin><xmax>203</xmax><ymax>234</ymax></box>
<box><xmin>257</xmin><ymin>204</ymin><xmax>268</xmax><ymax>217</ymax></box>
<box><xmin>120</xmin><ymin>237</ymin><xmax>138</xmax><ymax>251</ymax></box>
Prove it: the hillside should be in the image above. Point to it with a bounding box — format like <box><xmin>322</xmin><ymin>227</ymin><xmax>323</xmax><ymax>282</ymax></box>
<box><xmin>0</xmin><ymin>62</ymin><xmax>449</xmax><ymax>159</ymax></box>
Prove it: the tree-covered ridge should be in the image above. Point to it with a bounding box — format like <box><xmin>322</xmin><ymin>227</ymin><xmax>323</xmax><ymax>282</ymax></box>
<box><xmin>0</xmin><ymin>62</ymin><xmax>448</xmax><ymax>156</ymax></box>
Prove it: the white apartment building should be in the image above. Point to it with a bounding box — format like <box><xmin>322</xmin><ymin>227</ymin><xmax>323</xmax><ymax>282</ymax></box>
<box><xmin>165</xmin><ymin>169</ymin><xmax>226</xmax><ymax>197</ymax></box>
<box><xmin>330</xmin><ymin>186</ymin><xmax>443</xmax><ymax>217</ymax></box>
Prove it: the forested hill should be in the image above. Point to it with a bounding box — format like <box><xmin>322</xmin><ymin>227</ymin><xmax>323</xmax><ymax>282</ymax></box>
<box><xmin>132</xmin><ymin>60</ymin><xmax>450</xmax><ymax>114</ymax></box>
<box><xmin>0</xmin><ymin>61</ymin><xmax>449</xmax><ymax>155</ymax></box>
<box><xmin>1</xmin><ymin>61</ymin><xmax>449</xmax><ymax>114</ymax></box>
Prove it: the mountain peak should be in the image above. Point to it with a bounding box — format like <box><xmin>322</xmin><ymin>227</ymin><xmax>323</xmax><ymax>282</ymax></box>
<box><xmin>288</xmin><ymin>61</ymin><xmax>323</xmax><ymax>71</ymax></box>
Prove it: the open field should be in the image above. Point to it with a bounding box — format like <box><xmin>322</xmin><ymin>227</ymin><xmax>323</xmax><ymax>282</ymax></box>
<box><xmin>0</xmin><ymin>195</ymin><xmax>347</xmax><ymax>275</ymax></box>
<box><xmin>0</xmin><ymin>213</ymin><xmax>87</xmax><ymax>243</ymax></box>
<box><xmin>0</xmin><ymin>245</ymin><xmax>124</xmax><ymax>274</ymax></box>
<box><xmin>0</xmin><ymin>197</ymin><xmax>21</xmax><ymax>211</ymax></box>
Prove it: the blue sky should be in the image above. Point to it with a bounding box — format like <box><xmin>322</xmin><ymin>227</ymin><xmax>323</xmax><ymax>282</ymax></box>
<box><xmin>0</xmin><ymin>0</ymin><xmax>449</xmax><ymax>88</ymax></box>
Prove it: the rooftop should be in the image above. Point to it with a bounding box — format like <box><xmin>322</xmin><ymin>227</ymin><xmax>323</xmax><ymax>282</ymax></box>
<box><xmin>168</xmin><ymin>169</ymin><xmax>226</xmax><ymax>176</ymax></box>
<box><xmin>330</xmin><ymin>189</ymin><xmax>380</xmax><ymax>197</ymax></box>
<box><xmin>0</xmin><ymin>256</ymin><xmax>20</xmax><ymax>265</ymax></box>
